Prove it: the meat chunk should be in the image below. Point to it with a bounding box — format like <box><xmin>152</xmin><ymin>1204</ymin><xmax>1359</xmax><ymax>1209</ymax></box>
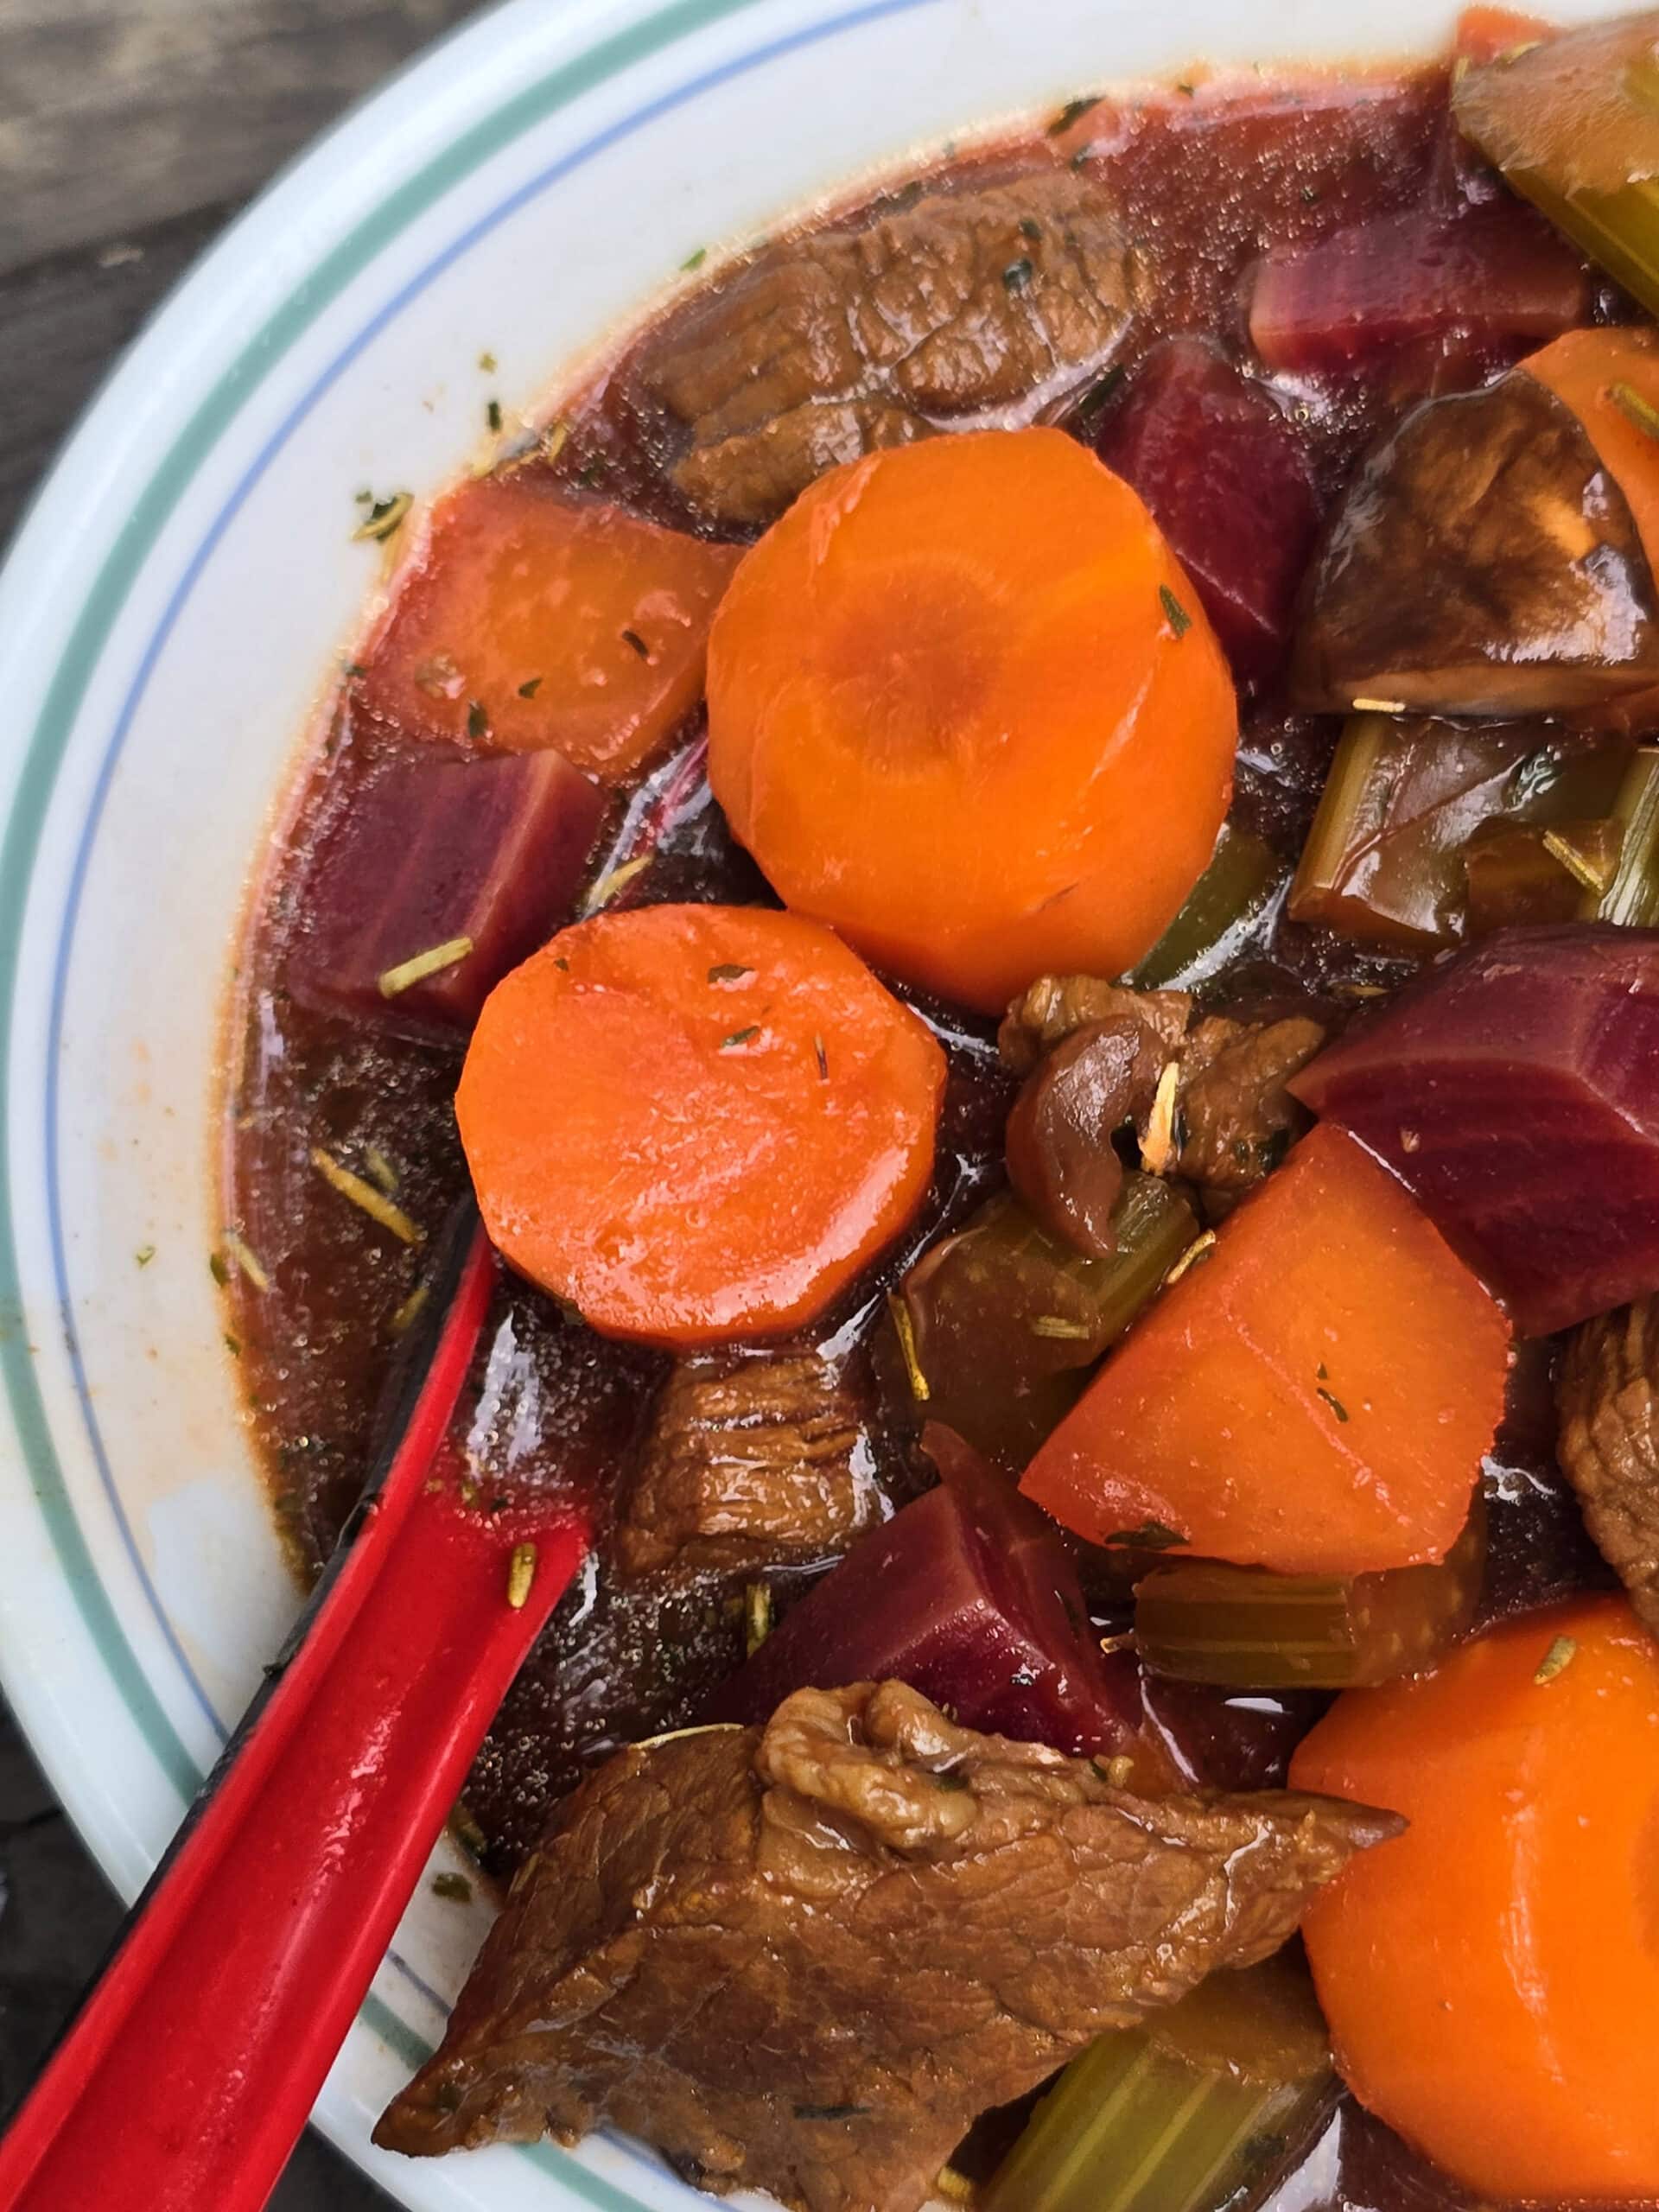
<box><xmin>1001</xmin><ymin>976</ymin><xmax>1325</xmax><ymax>1216</ymax></box>
<box><xmin>1173</xmin><ymin>1014</ymin><xmax>1327</xmax><ymax>1199</ymax></box>
<box><xmin>613</xmin><ymin>1351</ymin><xmax>880</xmax><ymax>1579</ymax></box>
<box><xmin>644</xmin><ymin>170</ymin><xmax>1142</xmax><ymax>524</ymax></box>
<box><xmin>376</xmin><ymin>1682</ymin><xmax>1397</xmax><ymax>2211</ymax></box>
<box><xmin>1557</xmin><ymin>1301</ymin><xmax>1659</xmax><ymax>1635</ymax></box>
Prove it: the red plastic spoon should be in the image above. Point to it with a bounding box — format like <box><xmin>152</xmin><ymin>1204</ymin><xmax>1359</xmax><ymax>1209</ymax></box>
<box><xmin>0</xmin><ymin>1202</ymin><xmax>588</xmax><ymax>2212</ymax></box>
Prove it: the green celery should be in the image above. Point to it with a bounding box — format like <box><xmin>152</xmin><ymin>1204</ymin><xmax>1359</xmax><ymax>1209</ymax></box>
<box><xmin>1130</xmin><ymin>825</ymin><xmax>1285</xmax><ymax>989</ymax></box>
<box><xmin>1586</xmin><ymin>746</ymin><xmax>1659</xmax><ymax>925</ymax></box>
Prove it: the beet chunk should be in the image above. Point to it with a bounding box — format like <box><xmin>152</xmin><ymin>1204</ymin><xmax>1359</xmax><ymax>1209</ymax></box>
<box><xmin>290</xmin><ymin>749</ymin><xmax>605</xmax><ymax>1043</ymax></box>
<box><xmin>1247</xmin><ymin>202</ymin><xmax>1588</xmax><ymax>377</ymax></box>
<box><xmin>1291</xmin><ymin>923</ymin><xmax>1659</xmax><ymax>1336</ymax></box>
<box><xmin>1093</xmin><ymin>336</ymin><xmax>1319</xmax><ymax>689</ymax></box>
<box><xmin>710</xmin><ymin>1428</ymin><xmax>1135</xmax><ymax>1755</ymax></box>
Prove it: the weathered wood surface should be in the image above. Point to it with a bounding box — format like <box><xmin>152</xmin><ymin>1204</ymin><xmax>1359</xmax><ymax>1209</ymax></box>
<box><xmin>0</xmin><ymin>10</ymin><xmax>486</xmax><ymax>2200</ymax></box>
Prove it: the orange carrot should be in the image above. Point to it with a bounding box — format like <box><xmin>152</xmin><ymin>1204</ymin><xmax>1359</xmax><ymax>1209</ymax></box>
<box><xmin>359</xmin><ymin>474</ymin><xmax>741</xmax><ymax>782</ymax></box>
<box><xmin>455</xmin><ymin>903</ymin><xmax>944</xmax><ymax>1346</ymax></box>
<box><xmin>1453</xmin><ymin>5</ymin><xmax>1552</xmax><ymax>62</ymax></box>
<box><xmin>1522</xmin><ymin>326</ymin><xmax>1659</xmax><ymax>582</ymax></box>
<box><xmin>1293</xmin><ymin>1593</ymin><xmax>1659</xmax><ymax>2202</ymax></box>
<box><xmin>1020</xmin><ymin>1125</ymin><xmax>1511</xmax><ymax>1574</ymax></box>
<box><xmin>706</xmin><ymin>429</ymin><xmax>1238</xmax><ymax>1014</ymax></box>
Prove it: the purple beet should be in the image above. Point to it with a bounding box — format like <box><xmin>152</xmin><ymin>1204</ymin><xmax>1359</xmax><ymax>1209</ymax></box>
<box><xmin>1248</xmin><ymin>202</ymin><xmax>1587</xmax><ymax>376</ymax></box>
<box><xmin>290</xmin><ymin>748</ymin><xmax>605</xmax><ymax>1043</ymax></box>
<box><xmin>710</xmin><ymin>1429</ymin><xmax>1136</xmax><ymax>1756</ymax></box>
<box><xmin>1092</xmin><ymin>337</ymin><xmax>1319</xmax><ymax>690</ymax></box>
<box><xmin>1291</xmin><ymin>923</ymin><xmax>1659</xmax><ymax>1337</ymax></box>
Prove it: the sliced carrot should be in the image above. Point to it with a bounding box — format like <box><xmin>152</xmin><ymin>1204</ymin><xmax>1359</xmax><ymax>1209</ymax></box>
<box><xmin>706</xmin><ymin>429</ymin><xmax>1237</xmax><ymax>1014</ymax></box>
<box><xmin>1293</xmin><ymin>1593</ymin><xmax>1659</xmax><ymax>2202</ymax></box>
<box><xmin>1522</xmin><ymin>327</ymin><xmax>1659</xmax><ymax>584</ymax></box>
<box><xmin>1453</xmin><ymin>5</ymin><xmax>1552</xmax><ymax>62</ymax></box>
<box><xmin>359</xmin><ymin>474</ymin><xmax>741</xmax><ymax>782</ymax></box>
<box><xmin>1020</xmin><ymin>1125</ymin><xmax>1510</xmax><ymax>1574</ymax></box>
<box><xmin>455</xmin><ymin>903</ymin><xmax>944</xmax><ymax>1346</ymax></box>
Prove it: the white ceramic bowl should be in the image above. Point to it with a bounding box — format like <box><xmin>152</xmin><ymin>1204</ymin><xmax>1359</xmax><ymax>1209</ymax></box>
<box><xmin>0</xmin><ymin>0</ymin><xmax>1615</xmax><ymax>2203</ymax></box>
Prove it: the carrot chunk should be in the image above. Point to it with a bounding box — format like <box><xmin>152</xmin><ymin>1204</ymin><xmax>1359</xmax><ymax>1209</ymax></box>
<box><xmin>706</xmin><ymin>429</ymin><xmax>1238</xmax><ymax>1014</ymax></box>
<box><xmin>1020</xmin><ymin>1125</ymin><xmax>1510</xmax><ymax>1574</ymax></box>
<box><xmin>455</xmin><ymin>903</ymin><xmax>944</xmax><ymax>1346</ymax></box>
<box><xmin>359</xmin><ymin>475</ymin><xmax>741</xmax><ymax>781</ymax></box>
<box><xmin>1454</xmin><ymin>5</ymin><xmax>1552</xmax><ymax>62</ymax></box>
<box><xmin>1522</xmin><ymin>327</ymin><xmax>1659</xmax><ymax>583</ymax></box>
<box><xmin>1292</xmin><ymin>1593</ymin><xmax>1659</xmax><ymax>2202</ymax></box>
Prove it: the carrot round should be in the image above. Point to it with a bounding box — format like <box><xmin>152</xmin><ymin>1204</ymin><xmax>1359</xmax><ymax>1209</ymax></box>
<box><xmin>1522</xmin><ymin>327</ymin><xmax>1659</xmax><ymax>581</ymax></box>
<box><xmin>455</xmin><ymin>903</ymin><xmax>944</xmax><ymax>1346</ymax></box>
<box><xmin>706</xmin><ymin>429</ymin><xmax>1238</xmax><ymax>1014</ymax></box>
<box><xmin>1292</xmin><ymin>1593</ymin><xmax>1659</xmax><ymax>2202</ymax></box>
<box><xmin>1020</xmin><ymin>1125</ymin><xmax>1511</xmax><ymax>1574</ymax></box>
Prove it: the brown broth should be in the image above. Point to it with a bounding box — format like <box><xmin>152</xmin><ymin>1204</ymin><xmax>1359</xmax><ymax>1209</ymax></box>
<box><xmin>222</xmin><ymin>58</ymin><xmax>1628</xmax><ymax>2212</ymax></box>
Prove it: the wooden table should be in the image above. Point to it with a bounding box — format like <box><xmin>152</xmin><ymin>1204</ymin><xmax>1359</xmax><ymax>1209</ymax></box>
<box><xmin>0</xmin><ymin>8</ymin><xmax>485</xmax><ymax>2200</ymax></box>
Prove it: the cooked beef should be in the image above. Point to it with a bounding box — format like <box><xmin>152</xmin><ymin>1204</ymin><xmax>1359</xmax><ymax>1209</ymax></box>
<box><xmin>1556</xmin><ymin>1300</ymin><xmax>1659</xmax><ymax>1635</ymax></box>
<box><xmin>643</xmin><ymin>169</ymin><xmax>1142</xmax><ymax>524</ymax></box>
<box><xmin>613</xmin><ymin>1350</ymin><xmax>881</xmax><ymax>1579</ymax></box>
<box><xmin>1000</xmin><ymin>977</ymin><xmax>1324</xmax><ymax>1220</ymax></box>
<box><xmin>378</xmin><ymin>1681</ymin><xmax>1398</xmax><ymax>2212</ymax></box>
<box><xmin>998</xmin><ymin>975</ymin><xmax>1192</xmax><ymax>1077</ymax></box>
<box><xmin>1173</xmin><ymin>1014</ymin><xmax>1326</xmax><ymax>1201</ymax></box>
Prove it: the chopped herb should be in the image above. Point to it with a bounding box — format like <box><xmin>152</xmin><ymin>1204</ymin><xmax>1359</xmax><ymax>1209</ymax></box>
<box><xmin>1258</xmin><ymin>1126</ymin><xmax>1292</xmax><ymax>1173</ymax></box>
<box><xmin>1610</xmin><ymin>381</ymin><xmax>1659</xmax><ymax>442</ymax></box>
<box><xmin>1002</xmin><ymin>255</ymin><xmax>1035</xmax><ymax>292</ymax></box>
<box><xmin>310</xmin><ymin>1148</ymin><xmax>423</xmax><ymax>1245</ymax></box>
<box><xmin>814</xmin><ymin>1033</ymin><xmax>830</xmax><ymax>1082</ymax></box>
<box><xmin>364</xmin><ymin>1144</ymin><xmax>399</xmax><ymax>1195</ymax></box>
<box><xmin>378</xmin><ymin>935</ymin><xmax>474</xmax><ymax>999</ymax></box>
<box><xmin>208</xmin><ymin>1252</ymin><xmax>230</xmax><ymax>1287</ymax></box>
<box><xmin>541</xmin><ymin>420</ymin><xmax>570</xmax><ymax>465</ymax></box>
<box><xmin>681</xmin><ymin>245</ymin><xmax>708</xmax><ymax>271</ymax></box>
<box><xmin>721</xmin><ymin>1024</ymin><xmax>762</xmax><ymax>1050</ymax></box>
<box><xmin>432</xmin><ymin>1872</ymin><xmax>474</xmax><ymax>1903</ymax></box>
<box><xmin>466</xmin><ymin>699</ymin><xmax>490</xmax><ymax>741</ymax></box>
<box><xmin>745</xmin><ymin>1581</ymin><xmax>774</xmax><ymax>1656</ymax></box>
<box><xmin>1159</xmin><ymin>583</ymin><xmax>1192</xmax><ymax>639</ymax></box>
<box><xmin>221</xmin><ymin>1229</ymin><xmax>270</xmax><ymax>1293</ymax></box>
<box><xmin>554</xmin><ymin>956</ymin><xmax>569</xmax><ymax>971</ymax></box>
<box><xmin>793</xmin><ymin>2105</ymin><xmax>870</xmax><ymax>2124</ymax></box>
<box><xmin>517</xmin><ymin>675</ymin><xmax>543</xmax><ymax>698</ymax></box>
<box><xmin>577</xmin><ymin>454</ymin><xmax>608</xmax><ymax>488</ymax></box>
<box><xmin>352</xmin><ymin>490</ymin><xmax>412</xmax><ymax>543</ymax></box>
<box><xmin>935</xmin><ymin>1770</ymin><xmax>971</xmax><ymax>1791</ymax></box>
<box><xmin>1317</xmin><ymin>1361</ymin><xmax>1329</xmax><ymax>1380</ymax></box>
<box><xmin>1019</xmin><ymin>217</ymin><xmax>1042</xmax><ymax>242</ymax></box>
<box><xmin>888</xmin><ymin>1291</ymin><xmax>930</xmax><ymax>1402</ymax></box>
<box><xmin>582</xmin><ymin>855</ymin><xmax>650</xmax><ymax>913</ymax></box>
<box><xmin>1008</xmin><ymin>1667</ymin><xmax>1036</xmax><ymax>1688</ymax></box>
<box><xmin>1535</xmin><ymin>1633</ymin><xmax>1578</xmax><ymax>1684</ymax></box>
<box><xmin>708</xmin><ymin>962</ymin><xmax>753</xmax><ymax>983</ymax></box>
<box><xmin>478</xmin><ymin>350</ymin><xmax>498</xmax><ymax>372</ymax></box>
<box><xmin>486</xmin><ymin>397</ymin><xmax>503</xmax><ymax>433</ymax></box>
<box><xmin>620</xmin><ymin>627</ymin><xmax>652</xmax><ymax>659</ymax></box>
<box><xmin>1300</xmin><ymin>184</ymin><xmax>1322</xmax><ymax>203</ymax></box>
<box><xmin>1030</xmin><ymin>1313</ymin><xmax>1093</xmax><ymax>1339</ymax></box>
<box><xmin>1047</xmin><ymin>93</ymin><xmax>1101</xmax><ymax>134</ymax></box>
<box><xmin>506</xmin><ymin>1541</ymin><xmax>538</xmax><ymax>1611</ymax></box>
<box><xmin>1074</xmin><ymin>364</ymin><xmax>1126</xmax><ymax>423</ymax></box>
<box><xmin>134</xmin><ymin>1243</ymin><xmax>156</xmax><ymax>1268</ymax></box>
<box><xmin>1091</xmin><ymin>1754</ymin><xmax>1135</xmax><ymax>1787</ymax></box>
<box><xmin>1103</xmin><ymin>1518</ymin><xmax>1189</xmax><ymax>1551</ymax></box>
<box><xmin>1175</xmin><ymin>79</ymin><xmax>1197</xmax><ymax>95</ymax></box>
<box><xmin>390</xmin><ymin>1281</ymin><xmax>429</xmax><ymax>1336</ymax></box>
<box><xmin>341</xmin><ymin>659</ymin><xmax>367</xmax><ymax>678</ymax></box>
<box><xmin>223</xmin><ymin>1332</ymin><xmax>242</xmax><ymax>1359</ymax></box>
<box><xmin>1164</xmin><ymin>1228</ymin><xmax>1217</xmax><ymax>1285</ymax></box>
<box><xmin>1316</xmin><ymin>1385</ymin><xmax>1351</xmax><ymax>1423</ymax></box>
<box><xmin>1509</xmin><ymin>748</ymin><xmax>1562</xmax><ymax>806</ymax></box>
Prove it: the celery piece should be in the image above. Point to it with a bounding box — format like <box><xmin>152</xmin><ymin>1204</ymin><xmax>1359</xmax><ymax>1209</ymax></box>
<box><xmin>1587</xmin><ymin>745</ymin><xmax>1659</xmax><ymax>925</ymax></box>
<box><xmin>1134</xmin><ymin>1503</ymin><xmax>1484</xmax><ymax>1691</ymax></box>
<box><xmin>1130</xmin><ymin>824</ymin><xmax>1285</xmax><ymax>989</ymax></box>
<box><xmin>982</xmin><ymin>1956</ymin><xmax>1333</xmax><ymax>2212</ymax></box>
<box><xmin>1291</xmin><ymin>714</ymin><xmax>1628</xmax><ymax>952</ymax></box>
<box><xmin>893</xmin><ymin>1176</ymin><xmax>1196</xmax><ymax>1471</ymax></box>
<box><xmin>1455</xmin><ymin>18</ymin><xmax>1659</xmax><ymax>321</ymax></box>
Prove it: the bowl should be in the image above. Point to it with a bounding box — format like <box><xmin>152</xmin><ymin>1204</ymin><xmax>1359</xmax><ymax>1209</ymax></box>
<box><xmin>0</xmin><ymin>0</ymin><xmax>1611</xmax><ymax>2203</ymax></box>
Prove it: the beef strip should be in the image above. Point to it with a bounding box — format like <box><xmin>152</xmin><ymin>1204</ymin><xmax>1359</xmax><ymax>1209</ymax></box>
<box><xmin>1556</xmin><ymin>1300</ymin><xmax>1659</xmax><ymax>1634</ymax></box>
<box><xmin>1000</xmin><ymin>976</ymin><xmax>1325</xmax><ymax>1217</ymax></box>
<box><xmin>378</xmin><ymin>1681</ymin><xmax>1398</xmax><ymax>2212</ymax></box>
<box><xmin>613</xmin><ymin>1350</ymin><xmax>883</xmax><ymax>1579</ymax></box>
<box><xmin>642</xmin><ymin>169</ymin><xmax>1143</xmax><ymax>524</ymax></box>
